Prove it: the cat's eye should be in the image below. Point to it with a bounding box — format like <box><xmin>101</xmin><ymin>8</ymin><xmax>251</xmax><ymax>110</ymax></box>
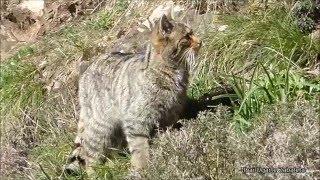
<box><xmin>180</xmin><ymin>39</ymin><xmax>189</xmax><ymax>44</ymax></box>
<box><xmin>184</xmin><ymin>35</ymin><xmax>191</xmax><ymax>40</ymax></box>
<box><xmin>184</xmin><ymin>30</ymin><xmax>193</xmax><ymax>40</ymax></box>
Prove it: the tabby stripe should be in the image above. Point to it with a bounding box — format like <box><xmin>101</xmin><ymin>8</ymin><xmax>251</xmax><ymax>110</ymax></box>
<box><xmin>114</xmin><ymin>60</ymin><xmax>132</xmax><ymax>94</ymax></box>
<box><xmin>109</xmin><ymin>60</ymin><xmax>123</xmax><ymax>93</ymax></box>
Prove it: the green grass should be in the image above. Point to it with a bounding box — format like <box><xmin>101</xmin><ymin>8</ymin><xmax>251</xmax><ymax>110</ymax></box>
<box><xmin>0</xmin><ymin>46</ymin><xmax>46</xmax><ymax>178</ymax></box>
<box><xmin>94</xmin><ymin>155</ymin><xmax>130</xmax><ymax>179</ymax></box>
<box><xmin>31</xmin><ymin>139</ymin><xmax>130</xmax><ymax>179</ymax></box>
<box><xmin>87</xmin><ymin>0</ymin><xmax>129</xmax><ymax>30</ymax></box>
<box><xmin>0</xmin><ymin>46</ymin><xmax>44</xmax><ymax>116</ymax></box>
<box><xmin>231</xmin><ymin>65</ymin><xmax>320</xmax><ymax>131</ymax></box>
<box><xmin>30</xmin><ymin>136</ymin><xmax>75</xmax><ymax>179</ymax></box>
<box><xmin>190</xmin><ymin>2</ymin><xmax>320</xmax><ymax>131</ymax></box>
<box><xmin>88</xmin><ymin>11</ymin><xmax>115</xmax><ymax>30</ymax></box>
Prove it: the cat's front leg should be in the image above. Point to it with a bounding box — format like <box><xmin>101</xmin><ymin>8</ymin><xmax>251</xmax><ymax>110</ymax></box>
<box><xmin>126</xmin><ymin>134</ymin><xmax>150</xmax><ymax>170</ymax></box>
<box><xmin>123</xmin><ymin>120</ymin><xmax>151</xmax><ymax>171</ymax></box>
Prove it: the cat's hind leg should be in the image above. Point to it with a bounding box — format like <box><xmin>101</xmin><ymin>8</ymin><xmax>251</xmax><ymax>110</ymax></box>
<box><xmin>64</xmin><ymin>118</ymin><xmax>86</xmax><ymax>175</ymax></box>
<box><xmin>64</xmin><ymin>117</ymin><xmax>110</xmax><ymax>176</ymax></box>
<box><xmin>81</xmin><ymin>120</ymin><xmax>112</xmax><ymax>171</ymax></box>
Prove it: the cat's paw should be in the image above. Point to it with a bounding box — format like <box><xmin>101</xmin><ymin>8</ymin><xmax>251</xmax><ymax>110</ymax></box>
<box><xmin>63</xmin><ymin>161</ymin><xmax>82</xmax><ymax>176</ymax></box>
<box><xmin>63</xmin><ymin>151</ymin><xmax>85</xmax><ymax>176</ymax></box>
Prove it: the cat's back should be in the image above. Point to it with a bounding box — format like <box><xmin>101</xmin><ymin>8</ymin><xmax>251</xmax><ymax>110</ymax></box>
<box><xmin>86</xmin><ymin>52</ymin><xmax>144</xmax><ymax>74</ymax></box>
<box><xmin>80</xmin><ymin>52</ymin><xmax>145</xmax><ymax>86</ymax></box>
<box><xmin>78</xmin><ymin>52</ymin><xmax>148</xmax><ymax>109</ymax></box>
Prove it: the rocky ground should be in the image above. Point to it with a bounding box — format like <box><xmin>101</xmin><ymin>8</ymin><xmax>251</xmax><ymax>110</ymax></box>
<box><xmin>1</xmin><ymin>0</ymin><xmax>123</xmax><ymax>59</ymax></box>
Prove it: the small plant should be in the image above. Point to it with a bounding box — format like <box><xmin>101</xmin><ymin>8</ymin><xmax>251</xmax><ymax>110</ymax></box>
<box><xmin>87</xmin><ymin>0</ymin><xmax>128</xmax><ymax>30</ymax></box>
<box><xmin>231</xmin><ymin>63</ymin><xmax>320</xmax><ymax>131</ymax></box>
<box><xmin>114</xmin><ymin>0</ymin><xmax>129</xmax><ymax>12</ymax></box>
<box><xmin>88</xmin><ymin>11</ymin><xmax>114</xmax><ymax>30</ymax></box>
<box><xmin>94</xmin><ymin>155</ymin><xmax>130</xmax><ymax>179</ymax></box>
<box><xmin>0</xmin><ymin>46</ymin><xmax>45</xmax><ymax>178</ymax></box>
<box><xmin>31</xmin><ymin>139</ymin><xmax>130</xmax><ymax>179</ymax></box>
<box><xmin>61</xmin><ymin>27</ymin><xmax>89</xmax><ymax>52</ymax></box>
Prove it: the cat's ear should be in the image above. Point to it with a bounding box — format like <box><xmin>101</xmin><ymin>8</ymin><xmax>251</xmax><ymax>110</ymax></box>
<box><xmin>159</xmin><ymin>14</ymin><xmax>173</xmax><ymax>37</ymax></box>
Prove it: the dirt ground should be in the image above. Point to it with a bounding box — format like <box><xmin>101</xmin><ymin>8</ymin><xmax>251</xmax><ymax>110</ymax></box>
<box><xmin>0</xmin><ymin>0</ymin><xmax>118</xmax><ymax>60</ymax></box>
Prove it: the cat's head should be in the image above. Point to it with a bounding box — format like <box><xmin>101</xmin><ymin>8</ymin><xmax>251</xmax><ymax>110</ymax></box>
<box><xmin>150</xmin><ymin>15</ymin><xmax>201</xmax><ymax>69</ymax></box>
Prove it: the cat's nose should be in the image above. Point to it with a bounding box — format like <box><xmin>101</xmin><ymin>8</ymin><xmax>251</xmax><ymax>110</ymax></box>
<box><xmin>191</xmin><ymin>36</ymin><xmax>202</xmax><ymax>50</ymax></box>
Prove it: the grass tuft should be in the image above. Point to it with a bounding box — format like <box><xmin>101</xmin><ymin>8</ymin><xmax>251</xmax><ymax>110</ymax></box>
<box><xmin>0</xmin><ymin>46</ymin><xmax>44</xmax><ymax>116</ymax></box>
<box><xmin>191</xmin><ymin>2</ymin><xmax>320</xmax><ymax>131</ymax></box>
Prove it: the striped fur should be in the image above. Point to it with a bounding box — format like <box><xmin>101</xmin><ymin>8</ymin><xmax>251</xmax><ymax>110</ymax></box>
<box><xmin>65</xmin><ymin>15</ymin><xmax>201</xmax><ymax>175</ymax></box>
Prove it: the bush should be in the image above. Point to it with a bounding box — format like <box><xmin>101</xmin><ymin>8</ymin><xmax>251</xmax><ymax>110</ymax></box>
<box><xmin>144</xmin><ymin>107</ymin><xmax>234</xmax><ymax>179</ymax></box>
<box><xmin>144</xmin><ymin>100</ymin><xmax>319</xmax><ymax>179</ymax></box>
<box><xmin>291</xmin><ymin>0</ymin><xmax>320</xmax><ymax>33</ymax></box>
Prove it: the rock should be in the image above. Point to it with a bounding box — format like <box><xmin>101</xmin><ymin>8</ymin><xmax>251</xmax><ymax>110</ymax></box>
<box><xmin>310</xmin><ymin>27</ymin><xmax>320</xmax><ymax>42</ymax></box>
<box><xmin>218</xmin><ymin>25</ymin><xmax>228</xmax><ymax>31</ymax></box>
<box><xmin>52</xmin><ymin>80</ymin><xmax>62</xmax><ymax>92</ymax></box>
<box><xmin>38</xmin><ymin>60</ymin><xmax>48</xmax><ymax>69</ymax></box>
<box><xmin>19</xmin><ymin>0</ymin><xmax>44</xmax><ymax>17</ymax></box>
<box><xmin>139</xmin><ymin>1</ymin><xmax>185</xmax><ymax>32</ymax></box>
<box><xmin>1</xmin><ymin>2</ymin><xmax>45</xmax><ymax>42</ymax></box>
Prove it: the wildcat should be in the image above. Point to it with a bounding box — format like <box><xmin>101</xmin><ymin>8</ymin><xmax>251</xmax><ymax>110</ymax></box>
<box><xmin>65</xmin><ymin>14</ymin><xmax>201</xmax><ymax>175</ymax></box>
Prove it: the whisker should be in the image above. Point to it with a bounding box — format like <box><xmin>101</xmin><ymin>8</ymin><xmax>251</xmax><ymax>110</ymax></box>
<box><xmin>175</xmin><ymin>47</ymin><xmax>197</xmax><ymax>71</ymax></box>
<box><xmin>187</xmin><ymin>49</ymin><xmax>196</xmax><ymax>71</ymax></box>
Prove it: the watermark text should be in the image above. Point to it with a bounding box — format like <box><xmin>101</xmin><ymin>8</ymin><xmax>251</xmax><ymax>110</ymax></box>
<box><xmin>241</xmin><ymin>166</ymin><xmax>306</xmax><ymax>174</ymax></box>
